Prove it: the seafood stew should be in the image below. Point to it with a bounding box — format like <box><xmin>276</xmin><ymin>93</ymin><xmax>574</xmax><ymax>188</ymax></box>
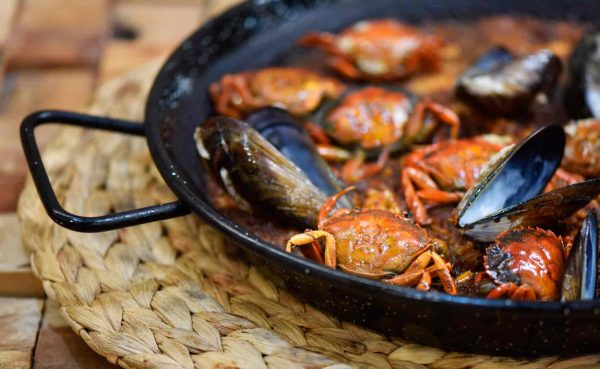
<box><xmin>198</xmin><ymin>16</ymin><xmax>600</xmax><ymax>301</ymax></box>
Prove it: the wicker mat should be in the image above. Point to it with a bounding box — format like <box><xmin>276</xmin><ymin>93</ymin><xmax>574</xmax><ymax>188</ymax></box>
<box><xmin>16</xmin><ymin>62</ymin><xmax>600</xmax><ymax>369</ymax></box>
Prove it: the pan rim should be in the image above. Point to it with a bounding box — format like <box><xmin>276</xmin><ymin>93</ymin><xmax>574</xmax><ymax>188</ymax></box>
<box><xmin>144</xmin><ymin>0</ymin><xmax>600</xmax><ymax>313</ymax></box>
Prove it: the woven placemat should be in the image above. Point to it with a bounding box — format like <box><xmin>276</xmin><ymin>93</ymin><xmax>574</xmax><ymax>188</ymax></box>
<box><xmin>16</xmin><ymin>61</ymin><xmax>600</xmax><ymax>369</ymax></box>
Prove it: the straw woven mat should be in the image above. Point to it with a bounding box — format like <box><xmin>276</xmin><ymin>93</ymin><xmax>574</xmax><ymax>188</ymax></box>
<box><xmin>16</xmin><ymin>61</ymin><xmax>600</xmax><ymax>369</ymax></box>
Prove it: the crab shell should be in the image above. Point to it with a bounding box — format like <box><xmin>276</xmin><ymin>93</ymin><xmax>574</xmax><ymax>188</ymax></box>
<box><xmin>320</xmin><ymin>208</ymin><xmax>432</xmax><ymax>276</ymax></box>
<box><xmin>402</xmin><ymin>135</ymin><xmax>509</xmax><ymax>192</ymax></box>
<box><xmin>299</xmin><ymin>19</ymin><xmax>443</xmax><ymax>80</ymax></box>
<box><xmin>209</xmin><ymin>67</ymin><xmax>344</xmax><ymax>118</ymax></box>
<box><xmin>485</xmin><ymin>227</ymin><xmax>566</xmax><ymax>300</ymax></box>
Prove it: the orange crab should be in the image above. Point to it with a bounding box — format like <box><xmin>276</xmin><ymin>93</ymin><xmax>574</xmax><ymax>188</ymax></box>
<box><xmin>209</xmin><ymin>67</ymin><xmax>344</xmax><ymax>118</ymax></box>
<box><xmin>401</xmin><ymin>136</ymin><xmax>508</xmax><ymax>225</ymax></box>
<box><xmin>286</xmin><ymin>188</ymin><xmax>457</xmax><ymax>294</ymax></box>
<box><xmin>298</xmin><ymin>19</ymin><xmax>443</xmax><ymax>81</ymax></box>
<box><xmin>310</xmin><ymin>86</ymin><xmax>460</xmax><ymax>183</ymax></box>
<box><xmin>484</xmin><ymin>227</ymin><xmax>567</xmax><ymax>301</ymax></box>
<box><xmin>563</xmin><ymin>119</ymin><xmax>600</xmax><ymax>178</ymax></box>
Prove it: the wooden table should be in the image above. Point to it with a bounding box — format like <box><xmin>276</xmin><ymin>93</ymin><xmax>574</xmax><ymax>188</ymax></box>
<box><xmin>0</xmin><ymin>1</ymin><xmax>240</xmax><ymax>368</ymax></box>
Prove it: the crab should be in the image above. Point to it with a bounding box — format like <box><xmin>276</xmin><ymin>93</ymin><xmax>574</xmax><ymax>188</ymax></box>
<box><xmin>209</xmin><ymin>67</ymin><xmax>344</xmax><ymax>118</ymax></box>
<box><xmin>484</xmin><ymin>227</ymin><xmax>567</xmax><ymax>300</ymax></box>
<box><xmin>562</xmin><ymin>119</ymin><xmax>600</xmax><ymax>178</ymax></box>
<box><xmin>400</xmin><ymin>136</ymin><xmax>508</xmax><ymax>225</ymax></box>
<box><xmin>310</xmin><ymin>86</ymin><xmax>460</xmax><ymax>183</ymax></box>
<box><xmin>298</xmin><ymin>19</ymin><xmax>443</xmax><ymax>81</ymax></box>
<box><xmin>286</xmin><ymin>187</ymin><xmax>457</xmax><ymax>294</ymax></box>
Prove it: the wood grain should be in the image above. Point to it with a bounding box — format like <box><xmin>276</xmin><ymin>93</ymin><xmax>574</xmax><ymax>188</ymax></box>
<box><xmin>99</xmin><ymin>2</ymin><xmax>202</xmax><ymax>83</ymax></box>
<box><xmin>5</xmin><ymin>0</ymin><xmax>110</xmax><ymax>68</ymax></box>
<box><xmin>33</xmin><ymin>301</ymin><xmax>116</xmax><ymax>369</ymax></box>
<box><xmin>0</xmin><ymin>298</ymin><xmax>44</xmax><ymax>369</ymax></box>
<box><xmin>0</xmin><ymin>68</ymin><xmax>95</xmax><ymax>212</ymax></box>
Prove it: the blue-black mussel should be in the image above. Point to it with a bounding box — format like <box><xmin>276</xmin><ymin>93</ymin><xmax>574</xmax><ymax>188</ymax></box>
<box><xmin>564</xmin><ymin>27</ymin><xmax>600</xmax><ymax>119</ymax></box>
<box><xmin>456</xmin><ymin>47</ymin><xmax>561</xmax><ymax>115</ymax></box>
<box><xmin>453</xmin><ymin>125</ymin><xmax>600</xmax><ymax>242</ymax></box>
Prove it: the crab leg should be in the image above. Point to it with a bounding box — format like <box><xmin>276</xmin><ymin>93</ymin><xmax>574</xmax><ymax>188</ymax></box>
<box><xmin>401</xmin><ymin>169</ymin><xmax>430</xmax><ymax>225</ymax></box>
<box><xmin>286</xmin><ymin>230</ymin><xmax>337</xmax><ymax>268</ymax></box>
<box><xmin>385</xmin><ymin>270</ymin><xmax>425</xmax><ymax>286</ymax></box>
<box><xmin>405</xmin><ymin>250</ymin><xmax>433</xmax><ymax>274</ymax></box>
<box><xmin>417</xmin><ymin>189</ymin><xmax>464</xmax><ymax>205</ymax></box>
<box><xmin>340</xmin><ymin>146</ymin><xmax>390</xmax><ymax>183</ymax></box>
<box><xmin>317</xmin><ymin>145</ymin><xmax>353</xmax><ymax>163</ymax></box>
<box><xmin>318</xmin><ymin>186</ymin><xmax>356</xmax><ymax>225</ymax></box>
<box><xmin>339</xmin><ymin>265</ymin><xmax>392</xmax><ymax>279</ymax></box>
<box><xmin>431</xmin><ymin>251</ymin><xmax>457</xmax><ymax>295</ymax></box>
<box><xmin>487</xmin><ymin>283</ymin><xmax>536</xmax><ymax>300</ymax></box>
<box><xmin>407</xmin><ymin>100</ymin><xmax>460</xmax><ymax>140</ymax></box>
<box><xmin>305</xmin><ymin>121</ymin><xmax>332</xmax><ymax>145</ymax></box>
<box><xmin>417</xmin><ymin>271</ymin><xmax>432</xmax><ymax>291</ymax></box>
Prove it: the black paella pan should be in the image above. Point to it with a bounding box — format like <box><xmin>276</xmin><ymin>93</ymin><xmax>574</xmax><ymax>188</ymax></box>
<box><xmin>20</xmin><ymin>0</ymin><xmax>600</xmax><ymax>356</ymax></box>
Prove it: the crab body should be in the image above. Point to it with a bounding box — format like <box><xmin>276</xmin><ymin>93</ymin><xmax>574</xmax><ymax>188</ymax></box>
<box><xmin>401</xmin><ymin>136</ymin><xmax>507</xmax><ymax>225</ymax></box>
<box><xmin>286</xmin><ymin>188</ymin><xmax>457</xmax><ymax>294</ymax></box>
<box><xmin>321</xmin><ymin>208</ymin><xmax>430</xmax><ymax>276</ymax></box>
<box><xmin>209</xmin><ymin>67</ymin><xmax>344</xmax><ymax>118</ymax></box>
<box><xmin>312</xmin><ymin>86</ymin><xmax>460</xmax><ymax>183</ymax></box>
<box><xmin>485</xmin><ymin>227</ymin><xmax>566</xmax><ymax>300</ymax></box>
<box><xmin>299</xmin><ymin>19</ymin><xmax>442</xmax><ymax>81</ymax></box>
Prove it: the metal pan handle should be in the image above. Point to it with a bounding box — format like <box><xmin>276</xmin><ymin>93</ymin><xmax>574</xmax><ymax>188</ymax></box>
<box><xmin>20</xmin><ymin>110</ymin><xmax>190</xmax><ymax>232</ymax></box>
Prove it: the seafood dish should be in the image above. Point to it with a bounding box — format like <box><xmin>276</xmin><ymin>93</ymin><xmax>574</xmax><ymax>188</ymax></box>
<box><xmin>195</xmin><ymin>17</ymin><xmax>600</xmax><ymax>302</ymax></box>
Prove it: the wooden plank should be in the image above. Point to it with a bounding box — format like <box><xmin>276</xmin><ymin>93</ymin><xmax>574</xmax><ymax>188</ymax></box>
<box><xmin>33</xmin><ymin>300</ymin><xmax>115</xmax><ymax>369</ymax></box>
<box><xmin>113</xmin><ymin>2</ymin><xmax>203</xmax><ymax>45</ymax></box>
<box><xmin>204</xmin><ymin>0</ymin><xmax>243</xmax><ymax>19</ymax></box>
<box><xmin>99</xmin><ymin>3</ymin><xmax>202</xmax><ymax>83</ymax></box>
<box><xmin>0</xmin><ymin>214</ymin><xmax>43</xmax><ymax>298</ymax></box>
<box><xmin>0</xmin><ymin>0</ymin><xmax>20</xmax><ymax>86</ymax></box>
<box><xmin>0</xmin><ymin>297</ymin><xmax>44</xmax><ymax>369</ymax></box>
<box><xmin>0</xmin><ymin>214</ymin><xmax>28</xmax><ymax>270</ymax></box>
<box><xmin>0</xmin><ymin>0</ymin><xmax>20</xmax><ymax>49</ymax></box>
<box><xmin>0</xmin><ymin>68</ymin><xmax>95</xmax><ymax>212</ymax></box>
<box><xmin>5</xmin><ymin>0</ymin><xmax>110</xmax><ymax>69</ymax></box>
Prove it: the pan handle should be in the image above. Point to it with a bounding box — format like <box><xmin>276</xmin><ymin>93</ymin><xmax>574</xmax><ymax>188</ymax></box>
<box><xmin>20</xmin><ymin>110</ymin><xmax>190</xmax><ymax>233</ymax></box>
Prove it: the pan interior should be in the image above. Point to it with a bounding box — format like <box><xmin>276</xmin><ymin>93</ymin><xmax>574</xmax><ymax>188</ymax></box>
<box><xmin>145</xmin><ymin>0</ymin><xmax>600</xmax><ymax>309</ymax></box>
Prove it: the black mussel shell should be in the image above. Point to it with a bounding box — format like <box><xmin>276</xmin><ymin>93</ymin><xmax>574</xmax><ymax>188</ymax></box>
<box><xmin>311</xmin><ymin>85</ymin><xmax>419</xmax><ymax>158</ymax></box>
<box><xmin>562</xmin><ymin>209</ymin><xmax>598</xmax><ymax>301</ymax></box>
<box><xmin>456</xmin><ymin>48</ymin><xmax>561</xmax><ymax>115</ymax></box>
<box><xmin>195</xmin><ymin>116</ymin><xmax>326</xmax><ymax>228</ymax></box>
<box><xmin>244</xmin><ymin>107</ymin><xmax>352</xmax><ymax>208</ymax></box>
<box><xmin>461</xmin><ymin>179</ymin><xmax>600</xmax><ymax>242</ymax></box>
<box><xmin>564</xmin><ymin>27</ymin><xmax>600</xmax><ymax>119</ymax></box>
<box><xmin>456</xmin><ymin>125</ymin><xmax>565</xmax><ymax>240</ymax></box>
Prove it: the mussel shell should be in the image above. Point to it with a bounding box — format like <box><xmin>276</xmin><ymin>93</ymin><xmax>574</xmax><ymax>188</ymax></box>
<box><xmin>244</xmin><ymin>107</ymin><xmax>352</xmax><ymax>208</ymax></box>
<box><xmin>461</xmin><ymin>179</ymin><xmax>600</xmax><ymax>242</ymax></box>
<box><xmin>195</xmin><ymin>116</ymin><xmax>326</xmax><ymax>228</ymax></box>
<box><xmin>456</xmin><ymin>49</ymin><xmax>561</xmax><ymax>114</ymax></box>
<box><xmin>562</xmin><ymin>209</ymin><xmax>598</xmax><ymax>301</ymax></box>
<box><xmin>564</xmin><ymin>27</ymin><xmax>600</xmax><ymax>119</ymax></box>
<box><xmin>456</xmin><ymin>125</ymin><xmax>565</xmax><ymax>234</ymax></box>
<box><xmin>311</xmin><ymin>85</ymin><xmax>419</xmax><ymax>158</ymax></box>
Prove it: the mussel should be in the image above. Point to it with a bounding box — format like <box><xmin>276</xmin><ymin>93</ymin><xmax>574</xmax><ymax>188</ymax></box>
<box><xmin>564</xmin><ymin>27</ymin><xmax>600</xmax><ymax>119</ymax></box>
<box><xmin>562</xmin><ymin>209</ymin><xmax>598</xmax><ymax>301</ymax></box>
<box><xmin>454</xmin><ymin>125</ymin><xmax>600</xmax><ymax>242</ymax></box>
<box><xmin>456</xmin><ymin>48</ymin><xmax>561</xmax><ymax>114</ymax></box>
<box><xmin>244</xmin><ymin>107</ymin><xmax>352</xmax><ymax>208</ymax></box>
<box><xmin>195</xmin><ymin>116</ymin><xmax>326</xmax><ymax>228</ymax></box>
